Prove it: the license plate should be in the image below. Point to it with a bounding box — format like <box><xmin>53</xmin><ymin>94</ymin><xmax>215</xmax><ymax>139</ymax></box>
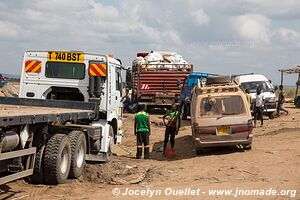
<box><xmin>47</xmin><ymin>51</ymin><xmax>84</xmax><ymax>63</ymax></box>
<box><xmin>216</xmin><ymin>126</ymin><xmax>230</xmax><ymax>135</ymax></box>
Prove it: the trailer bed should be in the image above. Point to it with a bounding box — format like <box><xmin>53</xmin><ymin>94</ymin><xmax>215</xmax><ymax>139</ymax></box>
<box><xmin>0</xmin><ymin>104</ymin><xmax>92</xmax><ymax>117</ymax></box>
<box><xmin>0</xmin><ymin>97</ymin><xmax>97</xmax><ymax>127</ymax></box>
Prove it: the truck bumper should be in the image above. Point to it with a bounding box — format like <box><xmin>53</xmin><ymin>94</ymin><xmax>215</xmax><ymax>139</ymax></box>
<box><xmin>194</xmin><ymin>132</ymin><xmax>252</xmax><ymax>148</ymax></box>
<box><xmin>264</xmin><ymin>102</ymin><xmax>276</xmax><ymax>113</ymax></box>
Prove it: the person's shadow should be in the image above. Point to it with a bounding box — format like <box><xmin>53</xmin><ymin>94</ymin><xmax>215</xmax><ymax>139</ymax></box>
<box><xmin>150</xmin><ymin>135</ymin><xmax>247</xmax><ymax>161</ymax></box>
<box><xmin>150</xmin><ymin>135</ymin><xmax>196</xmax><ymax>161</ymax></box>
<box><xmin>0</xmin><ymin>184</ymin><xmax>15</xmax><ymax>200</ymax></box>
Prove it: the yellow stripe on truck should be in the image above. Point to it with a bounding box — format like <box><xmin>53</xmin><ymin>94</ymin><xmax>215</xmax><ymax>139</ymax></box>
<box><xmin>25</xmin><ymin>61</ymin><xmax>36</xmax><ymax>71</ymax></box>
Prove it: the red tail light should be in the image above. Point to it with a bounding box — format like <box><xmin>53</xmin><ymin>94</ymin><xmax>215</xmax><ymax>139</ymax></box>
<box><xmin>194</xmin><ymin>127</ymin><xmax>216</xmax><ymax>135</ymax></box>
<box><xmin>231</xmin><ymin>120</ymin><xmax>253</xmax><ymax>133</ymax></box>
<box><xmin>247</xmin><ymin>119</ymin><xmax>253</xmax><ymax>128</ymax></box>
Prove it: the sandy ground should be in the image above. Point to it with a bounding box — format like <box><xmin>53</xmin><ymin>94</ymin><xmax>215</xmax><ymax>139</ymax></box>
<box><xmin>1</xmin><ymin>104</ymin><xmax>300</xmax><ymax>200</ymax></box>
<box><xmin>0</xmin><ymin>81</ymin><xmax>19</xmax><ymax>97</ymax></box>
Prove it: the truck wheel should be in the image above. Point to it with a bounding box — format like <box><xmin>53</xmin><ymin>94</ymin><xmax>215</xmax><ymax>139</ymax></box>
<box><xmin>30</xmin><ymin>145</ymin><xmax>45</xmax><ymax>184</ymax></box>
<box><xmin>68</xmin><ymin>130</ymin><xmax>86</xmax><ymax>179</ymax></box>
<box><xmin>104</xmin><ymin>125</ymin><xmax>114</xmax><ymax>162</ymax></box>
<box><xmin>268</xmin><ymin>112</ymin><xmax>275</xmax><ymax>119</ymax></box>
<box><xmin>131</xmin><ymin>103</ymin><xmax>138</xmax><ymax>113</ymax></box>
<box><xmin>196</xmin><ymin>148</ymin><xmax>204</xmax><ymax>155</ymax></box>
<box><xmin>243</xmin><ymin>144</ymin><xmax>252</xmax><ymax>150</ymax></box>
<box><xmin>44</xmin><ymin>134</ymin><xmax>71</xmax><ymax>185</ymax></box>
<box><xmin>181</xmin><ymin>104</ymin><xmax>187</xmax><ymax>120</ymax></box>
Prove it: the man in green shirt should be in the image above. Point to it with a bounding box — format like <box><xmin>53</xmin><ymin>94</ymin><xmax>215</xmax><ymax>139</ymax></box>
<box><xmin>134</xmin><ymin>104</ymin><xmax>151</xmax><ymax>159</ymax></box>
<box><xmin>163</xmin><ymin>103</ymin><xmax>181</xmax><ymax>155</ymax></box>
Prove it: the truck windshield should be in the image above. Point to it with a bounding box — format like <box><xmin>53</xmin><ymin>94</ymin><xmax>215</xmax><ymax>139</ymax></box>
<box><xmin>200</xmin><ymin>95</ymin><xmax>246</xmax><ymax>117</ymax></box>
<box><xmin>241</xmin><ymin>81</ymin><xmax>273</xmax><ymax>93</ymax></box>
<box><xmin>45</xmin><ymin>62</ymin><xmax>85</xmax><ymax>79</ymax></box>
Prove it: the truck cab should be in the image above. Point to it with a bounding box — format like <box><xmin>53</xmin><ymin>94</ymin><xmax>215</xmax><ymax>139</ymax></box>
<box><xmin>19</xmin><ymin>50</ymin><xmax>123</xmax><ymax>158</ymax></box>
<box><xmin>179</xmin><ymin>72</ymin><xmax>217</xmax><ymax>119</ymax></box>
<box><xmin>0</xmin><ymin>50</ymin><xmax>124</xmax><ymax>185</ymax></box>
<box><xmin>233</xmin><ymin>74</ymin><xmax>276</xmax><ymax>119</ymax></box>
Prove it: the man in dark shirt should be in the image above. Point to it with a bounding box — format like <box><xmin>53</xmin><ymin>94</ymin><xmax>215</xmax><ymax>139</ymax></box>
<box><xmin>162</xmin><ymin>103</ymin><xmax>181</xmax><ymax>155</ymax></box>
<box><xmin>277</xmin><ymin>85</ymin><xmax>288</xmax><ymax>116</ymax></box>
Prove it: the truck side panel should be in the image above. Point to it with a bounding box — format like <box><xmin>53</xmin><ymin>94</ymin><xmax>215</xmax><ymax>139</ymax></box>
<box><xmin>132</xmin><ymin>70</ymin><xmax>190</xmax><ymax>105</ymax></box>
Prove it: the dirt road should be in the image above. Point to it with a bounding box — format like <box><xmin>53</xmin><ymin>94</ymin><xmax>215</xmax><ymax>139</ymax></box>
<box><xmin>2</xmin><ymin>104</ymin><xmax>300</xmax><ymax>200</ymax></box>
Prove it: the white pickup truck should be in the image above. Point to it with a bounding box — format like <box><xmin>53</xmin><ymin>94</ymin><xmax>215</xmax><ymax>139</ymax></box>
<box><xmin>233</xmin><ymin>74</ymin><xmax>277</xmax><ymax>119</ymax></box>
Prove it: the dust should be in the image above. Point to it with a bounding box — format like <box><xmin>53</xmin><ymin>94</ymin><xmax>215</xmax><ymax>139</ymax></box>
<box><xmin>257</xmin><ymin>127</ymin><xmax>300</xmax><ymax>137</ymax></box>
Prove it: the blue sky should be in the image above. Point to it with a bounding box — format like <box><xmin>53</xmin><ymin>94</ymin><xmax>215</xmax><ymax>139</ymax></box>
<box><xmin>0</xmin><ymin>0</ymin><xmax>299</xmax><ymax>85</ymax></box>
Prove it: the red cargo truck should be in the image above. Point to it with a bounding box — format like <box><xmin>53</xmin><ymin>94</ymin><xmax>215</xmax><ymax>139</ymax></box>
<box><xmin>131</xmin><ymin>52</ymin><xmax>193</xmax><ymax>110</ymax></box>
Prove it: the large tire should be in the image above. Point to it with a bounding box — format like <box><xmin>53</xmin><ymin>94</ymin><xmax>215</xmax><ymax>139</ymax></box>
<box><xmin>30</xmin><ymin>145</ymin><xmax>45</xmax><ymax>184</ymax></box>
<box><xmin>243</xmin><ymin>144</ymin><xmax>252</xmax><ymax>150</ymax></box>
<box><xmin>131</xmin><ymin>103</ymin><xmax>139</xmax><ymax>113</ymax></box>
<box><xmin>44</xmin><ymin>134</ymin><xmax>71</xmax><ymax>185</ymax></box>
<box><xmin>196</xmin><ymin>148</ymin><xmax>204</xmax><ymax>155</ymax></box>
<box><xmin>68</xmin><ymin>130</ymin><xmax>86</xmax><ymax>179</ymax></box>
<box><xmin>268</xmin><ymin>112</ymin><xmax>275</xmax><ymax>119</ymax></box>
<box><xmin>104</xmin><ymin>125</ymin><xmax>114</xmax><ymax>162</ymax></box>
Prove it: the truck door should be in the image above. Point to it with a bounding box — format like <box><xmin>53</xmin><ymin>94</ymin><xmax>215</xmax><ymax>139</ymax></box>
<box><xmin>114</xmin><ymin>66</ymin><xmax>122</xmax><ymax>115</ymax></box>
<box><xmin>108</xmin><ymin>64</ymin><xmax>122</xmax><ymax>118</ymax></box>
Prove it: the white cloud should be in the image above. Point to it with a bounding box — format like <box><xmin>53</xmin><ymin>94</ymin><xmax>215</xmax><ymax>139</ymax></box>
<box><xmin>242</xmin><ymin>0</ymin><xmax>300</xmax><ymax>19</ymax></box>
<box><xmin>191</xmin><ymin>9</ymin><xmax>210</xmax><ymax>26</ymax></box>
<box><xmin>88</xmin><ymin>0</ymin><xmax>120</xmax><ymax>21</ymax></box>
<box><xmin>233</xmin><ymin>14</ymin><xmax>270</xmax><ymax>44</ymax></box>
<box><xmin>0</xmin><ymin>21</ymin><xmax>21</xmax><ymax>38</ymax></box>
<box><xmin>0</xmin><ymin>0</ymin><xmax>299</xmax><ymax>85</ymax></box>
<box><xmin>274</xmin><ymin>28</ymin><xmax>300</xmax><ymax>48</ymax></box>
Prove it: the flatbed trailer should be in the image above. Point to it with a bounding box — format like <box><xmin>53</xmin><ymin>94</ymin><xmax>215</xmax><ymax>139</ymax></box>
<box><xmin>0</xmin><ymin>97</ymin><xmax>97</xmax><ymax>127</ymax></box>
<box><xmin>0</xmin><ymin>97</ymin><xmax>98</xmax><ymax>185</ymax></box>
<box><xmin>0</xmin><ymin>50</ymin><xmax>124</xmax><ymax>186</ymax></box>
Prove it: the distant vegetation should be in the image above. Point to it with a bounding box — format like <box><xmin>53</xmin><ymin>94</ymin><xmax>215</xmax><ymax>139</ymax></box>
<box><xmin>2</xmin><ymin>73</ymin><xmax>20</xmax><ymax>80</ymax></box>
<box><xmin>285</xmin><ymin>87</ymin><xmax>297</xmax><ymax>98</ymax></box>
<box><xmin>276</xmin><ymin>86</ymin><xmax>297</xmax><ymax>99</ymax></box>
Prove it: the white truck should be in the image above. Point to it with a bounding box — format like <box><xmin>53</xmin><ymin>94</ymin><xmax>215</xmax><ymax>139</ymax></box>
<box><xmin>233</xmin><ymin>74</ymin><xmax>277</xmax><ymax>119</ymax></box>
<box><xmin>0</xmin><ymin>50</ymin><xmax>123</xmax><ymax>185</ymax></box>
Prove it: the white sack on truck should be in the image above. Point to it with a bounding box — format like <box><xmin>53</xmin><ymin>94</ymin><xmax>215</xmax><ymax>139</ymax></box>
<box><xmin>133</xmin><ymin>51</ymin><xmax>189</xmax><ymax>71</ymax></box>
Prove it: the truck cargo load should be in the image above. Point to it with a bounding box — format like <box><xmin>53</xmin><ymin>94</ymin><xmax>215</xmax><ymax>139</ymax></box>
<box><xmin>132</xmin><ymin>51</ymin><xmax>193</xmax><ymax>109</ymax></box>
